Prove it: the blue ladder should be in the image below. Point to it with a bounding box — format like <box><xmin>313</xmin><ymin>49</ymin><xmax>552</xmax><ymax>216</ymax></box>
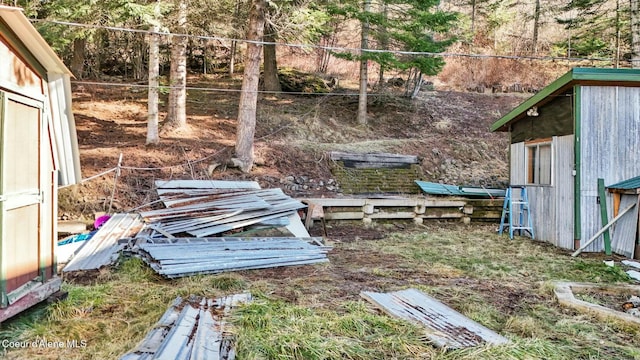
<box><xmin>499</xmin><ymin>186</ymin><xmax>535</xmax><ymax>239</ymax></box>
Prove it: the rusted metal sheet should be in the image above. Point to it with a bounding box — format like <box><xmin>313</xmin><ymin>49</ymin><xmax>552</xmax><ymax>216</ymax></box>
<box><xmin>134</xmin><ymin>237</ymin><xmax>330</xmax><ymax>278</ymax></box>
<box><xmin>361</xmin><ymin>288</ymin><xmax>509</xmax><ymax>349</ymax></box>
<box><xmin>120</xmin><ymin>293</ymin><xmax>251</xmax><ymax>360</ymax></box>
<box><xmin>63</xmin><ymin>213</ymin><xmax>144</xmax><ymax>273</ymax></box>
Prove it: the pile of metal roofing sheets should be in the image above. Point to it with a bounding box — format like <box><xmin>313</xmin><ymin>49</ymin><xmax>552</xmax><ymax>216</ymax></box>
<box><xmin>63</xmin><ymin>213</ymin><xmax>144</xmax><ymax>273</ymax></box>
<box><xmin>361</xmin><ymin>288</ymin><xmax>509</xmax><ymax>349</ymax></box>
<box><xmin>120</xmin><ymin>293</ymin><xmax>251</xmax><ymax>360</ymax></box>
<box><xmin>141</xmin><ymin>180</ymin><xmax>307</xmax><ymax>238</ymax></box>
<box><xmin>415</xmin><ymin>181</ymin><xmax>506</xmax><ymax>198</ymax></box>
<box><xmin>133</xmin><ymin>237</ymin><xmax>331</xmax><ymax>278</ymax></box>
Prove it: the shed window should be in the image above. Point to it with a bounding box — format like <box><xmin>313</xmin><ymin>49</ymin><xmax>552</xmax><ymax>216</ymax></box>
<box><xmin>526</xmin><ymin>142</ymin><xmax>551</xmax><ymax>185</ymax></box>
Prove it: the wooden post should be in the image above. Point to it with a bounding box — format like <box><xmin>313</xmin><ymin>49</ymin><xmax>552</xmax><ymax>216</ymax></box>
<box><xmin>613</xmin><ymin>192</ymin><xmax>621</xmax><ymax>217</ymax></box>
<box><xmin>598</xmin><ymin>178</ymin><xmax>612</xmax><ymax>255</ymax></box>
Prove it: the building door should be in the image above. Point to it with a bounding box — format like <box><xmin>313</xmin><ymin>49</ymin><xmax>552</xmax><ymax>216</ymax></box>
<box><xmin>0</xmin><ymin>91</ymin><xmax>43</xmax><ymax>307</ymax></box>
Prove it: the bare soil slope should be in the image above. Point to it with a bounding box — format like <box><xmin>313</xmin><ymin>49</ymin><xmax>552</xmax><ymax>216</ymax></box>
<box><xmin>62</xmin><ymin>75</ymin><xmax>523</xmax><ymax>216</ymax></box>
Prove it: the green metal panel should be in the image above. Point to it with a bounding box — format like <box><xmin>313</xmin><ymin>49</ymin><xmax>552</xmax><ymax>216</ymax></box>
<box><xmin>597</xmin><ymin>178</ymin><xmax>611</xmax><ymax>255</ymax></box>
<box><xmin>491</xmin><ymin>67</ymin><xmax>640</xmax><ymax>133</ymax></box>
<box><xmin>0</xmin><ymin>91</ymin><xmax>6</xmax><ymax>307</ymax></box>
<box><xmin>607</xmin><ymin>175</ymin><xmax>640</xmax><ymax>190</ymax></box>
<box><xmin>574</xmin><ymin>85</ymin><xmax>582</xmax><ymax>244</ymax></box>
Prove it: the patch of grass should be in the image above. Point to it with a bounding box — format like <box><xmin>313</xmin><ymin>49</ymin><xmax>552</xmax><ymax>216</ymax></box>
<box><xmin>4</xmin><ymin>224</ymin><xmax>640</xmax><ymax>359</ymax></box>
<box><xmin>233</xmin><ymin>297</ymin><xmax>435</xmax><ymax>360</ymax></box>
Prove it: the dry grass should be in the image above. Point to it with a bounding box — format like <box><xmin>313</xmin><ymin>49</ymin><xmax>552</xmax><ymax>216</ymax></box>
<box><xmin>1</xmin><ymin>224</ymin><xmax>639</xmax><ymax>359</ymax></box>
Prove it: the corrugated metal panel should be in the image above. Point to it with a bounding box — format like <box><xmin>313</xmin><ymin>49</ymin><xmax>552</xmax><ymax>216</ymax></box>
<box><xmin>508</xmin><ymin>136</ymin><xmax>573</xmax><ymax>249</ymax></box>
<box><xmin>415</xmin><ymin>181</ymin><xmax>505</xmax><ymax>197</ymax></box>
<box><xmin>611</xmin><ymin>195</ymin><xmax>639</xmax><ymax>258</ymax></box>
<box><xmin>361</xmin><ymin>288</ymin><xmax>509</xmax><ymax>349</ymax></box>
<box><xmin>120</xmin><ymin>294</ymin><xmax>251</xmax><ymax>360</ymax></box>
<box><xmin>134</xmin><ymin>237</ymin><xmax>330</xmax><ymax>278</ymax></box>
<box><xmin>554</xmin><ymin>135</ymin><xmax>575</xmax><ymax>250</ymax></box>
<box><xmin>63</xmin><ymin>214</ymin><xmax>144</xmax><ymax>272</ymax></box>
<box><xmin>143</xmin><ymin>184</ymin><xmax>307</xmax><ymax>238</ymax></box>
<box><xmin>415</xmin><ymin>181</ymin><xmax>464</xmax><ymax>196</ymax></box>
<box><xmin>510</xmin><ymin>143</ymin><xmax>526</xmax><ymax>185</ymax></box>
<box><xmin>608</xmin><ymin>175</ymin><xmax>640</xmax><ymax>190</ymax></box>
<box><xmin>527</xmin><ymin>186</ymin><xmax>555</xmax><ymax>244</ymax></box>
<box><xmin>580</xmin><ymin>86</ymin><xmax>640</xmax><ymax>252</ymax></box>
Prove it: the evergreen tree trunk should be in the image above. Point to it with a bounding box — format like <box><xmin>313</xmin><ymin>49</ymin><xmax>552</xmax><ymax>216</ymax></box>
<box><xmin>377</xmin><ymin>2</ymin><xmax>388</xmax><ymax>88</ymax></box>
<box><xmin>471</xmin><ymin>0</ymin><xmax>476</xmax><ymax>37</ymax></box>
<box><xmin>70</xmin><ymin>38</ymin><xmax>85</xmax><ymax>79</ymax></box>
<box><xmin>234</xmin><ymin>0</ymin><xmax>266</xmax><ymax>173</ymax></box>
<box><xmin>147</xmin><ymin>2</ymin><xmax>161</xmax><ymax>145</ymax></box>
<box><xmin>263</xmin><ymin>23</ymin><xmax>281</xmax><ymax>93</ymax></box>
<box><xmin>229</xmin><ymin>40</ymin><xmax>237</xmax><ymax>75</ymax></box>
<box><xmin>229</xmin><ymin>0</ymin><xmax>242</xmax><ymax>75</ymax></box>
<box><xmin>357</xmin><ymin>0</ymin><xmax>371</xmax><ymax>126</ymax></box>
<box><xmin>628</xmin><ymin>0</ymin><xmax>639</xmax><ymax>67</ymax></box>
<box><xmin>165</xmin><ymin>0</ymin><xmax>188</xmax><ymax>130</ymax></box>
<box><xmin>532</xmin><ymin>0</ymin><xmax>541</xmax><ymax>54</ymax></box>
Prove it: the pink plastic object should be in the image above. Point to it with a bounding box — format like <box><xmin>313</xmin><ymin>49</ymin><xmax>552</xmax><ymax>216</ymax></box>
<box><xmin>94</xmin><ymin>214</ymin><xmax>111</xmax><ymax>229</ymax></box>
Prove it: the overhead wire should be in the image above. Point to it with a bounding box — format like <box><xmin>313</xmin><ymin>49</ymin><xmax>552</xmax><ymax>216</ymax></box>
<box><xmin>71</xmin><ymin>80</ymin><xmax>364</xmax><ymax>96</ymax></box>
<box><xmin>30</xmin><ymin>18</ymin><xmax>617</xmax><ymax>63</ymax></box>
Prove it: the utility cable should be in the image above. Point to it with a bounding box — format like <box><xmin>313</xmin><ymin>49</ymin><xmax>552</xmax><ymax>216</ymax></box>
<box><xmin>30</xmin><ymin>18</ymin><xmax>617</xmax><ymax>63</ymax></box>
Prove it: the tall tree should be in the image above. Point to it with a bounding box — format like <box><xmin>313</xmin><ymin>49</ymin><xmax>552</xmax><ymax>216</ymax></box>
<box><xmin>331</xmin><ymin>0</ymin><xmax>456</xmax><ymax>100</ymax></box>
<box><xmin>557</xmin><ymin>0</ymin><xmax>628</xmax><ymax>60</ymax></box>
<box><xmin>261</xmin><ymin>0</ymin><xmax>328</xmax><ymax>92</ymax></box>
<box><xmin>233</xmin><ymin>0</ymin><xmax>266</xmax><ymax>173</ymax></box>
<box><xmin>147</xmin><ymin>0</ymin><xmax>161</xmax><ymax>145</ymax></box>
<box><xmin>164</xmin><ymin>0</ymin><xmax>188</xmax><ymax>131</ymax></box>
<box><xmin>357</xmin><ymin>0</ymin><xmax>371</xmax><ymax>125</ymax></box>
<box><xmin>532</xmin><ymin>0</ymin><xmax>541</xmax><ymax>53</ymax></box>
<box><xmin>263</xmin><ymin>21</ymin><xmax>282</xmax><ymax>92</ymax></box>
<box><xmin>632</xmin><ymin>0</ymin><xmax>640</xmax><ymax>67</ymax></box>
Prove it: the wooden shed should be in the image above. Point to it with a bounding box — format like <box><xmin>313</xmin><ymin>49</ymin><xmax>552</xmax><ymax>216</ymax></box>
<box><xmin>0</xmin><ymin>6</ymin><xmax>81</xmax><ymax>322</ymax></box>
<box><xmin>491</xmin><ymin>67</ymin><xmax>640</xmax><ymax>256</ymax></box>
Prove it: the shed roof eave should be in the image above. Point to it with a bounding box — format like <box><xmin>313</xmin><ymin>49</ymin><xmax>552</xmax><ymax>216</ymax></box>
<box><xmin>490</xmin><ymin>70</ymin><xmax>575</xmax><ymax>132</ymax></box>
<box><xmin>490</xmin><ymin>67</ymin><xmax>640</xmax><ymax>133</ymax></box>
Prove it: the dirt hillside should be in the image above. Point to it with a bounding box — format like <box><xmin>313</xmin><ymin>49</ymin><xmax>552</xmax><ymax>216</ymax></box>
<box><xmin>60</xmin><ymin>75</ymin><xmax>524</xmax><ymax>218</ymax></box>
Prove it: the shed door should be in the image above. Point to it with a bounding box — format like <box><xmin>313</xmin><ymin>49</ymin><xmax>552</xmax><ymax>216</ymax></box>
<box><xmin>0</xmin><ymin>91</ymin><xmax>43</xmax><ymax>306</ymax></box>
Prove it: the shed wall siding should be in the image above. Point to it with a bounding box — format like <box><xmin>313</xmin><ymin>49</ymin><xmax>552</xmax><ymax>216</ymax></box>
<box><xmin>510</xmin><ymin>135</ymin><xmax>574</xmax><ymax>249</ymax></box>
<box><xmin>553</xmin><ymin>135</ymin><xmax>575</xmax><ymax>250</ymax></box>
<box><xmin>0</xmin><ymin>37</ymin><xmax>42</xmax><ymax>99</ymax></box>
<box><xmin>580</xmin><ymin>86</ymin><xmax>640</xmax><ymax>252</ymax></box>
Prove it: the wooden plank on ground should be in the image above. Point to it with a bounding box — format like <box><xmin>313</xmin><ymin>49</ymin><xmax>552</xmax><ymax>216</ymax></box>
<box><xmin>329</xmin><ymin>151</ymin><xmax>418</xmax><ymax>164</ymax></box>
<box><xmin>155</xmin><ymin>179</ymin><xmax>261</xmax><ymax>190</ymax></box>
<box><xmin>323</xmin><ymin>212</ymin><xmax>365</xmax><ymax>220</ymax></box>
<box><xmin>361</xmin><ymin>288</ymin><xmax>509</xmax><ymax>349</ymax></box>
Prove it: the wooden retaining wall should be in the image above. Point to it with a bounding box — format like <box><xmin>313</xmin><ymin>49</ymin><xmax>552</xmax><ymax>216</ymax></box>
<box><xmin>300</xmin><ymin>197</ymin><xmax>504</xmax><ymax>226</ymax></box>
